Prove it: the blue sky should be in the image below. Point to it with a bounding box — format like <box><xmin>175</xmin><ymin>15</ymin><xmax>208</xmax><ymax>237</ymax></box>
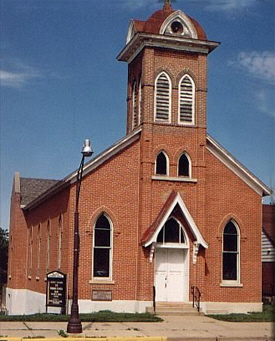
<box><xmin>1</xmin><ymin>0</ymin><xmax>274</xmax><ymax>231</ymax></box>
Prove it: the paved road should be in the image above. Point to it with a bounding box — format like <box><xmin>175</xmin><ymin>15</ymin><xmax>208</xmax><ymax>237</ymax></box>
<box><xmin>0</xmin><ymin>315</ymin><xmax>274</xmax><ymax>340</ymax></box>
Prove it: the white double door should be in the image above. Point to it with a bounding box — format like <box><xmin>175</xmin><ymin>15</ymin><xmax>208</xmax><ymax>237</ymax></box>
<box><xmin>155</xmin><ymin>248</ymin><xmax>188</xmax><ymax>302</ymax></box>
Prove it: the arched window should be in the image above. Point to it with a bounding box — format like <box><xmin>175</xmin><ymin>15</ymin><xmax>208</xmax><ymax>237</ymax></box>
<box><xmin>46</xmin><ymin>221</ymin><xmax>50</xmax><ymax>273</ymax></box>
<box><xmin>93</xmin><ymin>214</ymin><xmax>113</xmax><ymax>279</ymax></box>
<box><xmin>37</xmin><ymin>224</ymin><xmax>41</xmax><ymax>277</ymax></box>
<box><xmin>132</xmin><ymin>81</ymin><xmax>138</xmax><ymax>129</ymax></box>
<box><xmin>58</xmin><ymin>215</ymin><xmax>63</xmax><ymax>270</ymax></box>
<box><xmin>138</xmin><ymin>79</ymin><xmax>142</xmax><ymax>125</ymax></box>
<box><xmin>178</xmin><ymin>152</ymin><xmax>190</xmax><ymax>177</ymax></box>
<box><xmin>222</xmin><ymin>221</ymin><xmax>240</xmax><ymax>282</ymax></box>
<box><xmin>28</xmin><ymin>226</ymin><xmax>33</xmax><ymax>276</ymax></box>
<box><xmin>155</xmin><ymin>72</ymin><xmax>171</xmax><ymax>122</ymax></box>
<box><xmin>157</xmin><ymin>218</ymin><xmax>186</xmax><ymax>245</ymax></box>
<box><xmin>156</xmin><ymin>151</ymin><xmax>168</xmax><ymax>176</ymax></box>
<box><xmin>179</xmin><ymin>75</ymin><xmax>195</xmax><ymax>125</ymax></box>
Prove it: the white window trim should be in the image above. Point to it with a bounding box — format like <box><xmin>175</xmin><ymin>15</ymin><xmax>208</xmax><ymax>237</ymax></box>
<box><xmin>155</xmin><ymin>151</ymin><xmax>170</xmax><ymax>176</ymax></box>
<box><xmin>92</xmin><ymin>214</ymin><xmax>113</xmax><ymax>282</ymax></box>
<box><xmin>159</xmin><ymin>10</ymin><xmax>198</xmax><ymax>39</ymax></box>
<box><xmin>152</xmin><ymin>175</ymin><xmax>197</xmax><ymax>183</ymax></box>
<box><xmin>221</xmin><ymin>220</ymin><xmax>241</xmax><ymax>285</ymax></box>
<box><xmin>178</xmin><ymin>74</ymin><xmax>195</xmax><ymax>126</ymax></box>
<box><xmin>154</xmin><ymin>72</ymin><xmax>172</xmax><ymax>123</ymax></box>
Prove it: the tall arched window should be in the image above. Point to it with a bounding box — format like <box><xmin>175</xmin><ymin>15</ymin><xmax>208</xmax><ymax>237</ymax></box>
<box><xmin>46</xmin><ymin>221</ymin><xmax>50</xmax><ymax>273</ymax></box>
<box><xmin>28</xmin><ymin>226</ymin><xmax>33</xmax><ymax>276</ymax></box>
<box><xmin>132</xmin><ymin>81</ymin><xmax>138</xmax><ymax>129</ymax></box>
<box><xmin>58</xmin><ymin>215</ymin><xmax>63</xmax><ymax>270</ymax></box>
<box><xmin>222</xmin><ymin>221</ymin><xmax>240</xmax><ymax>282</ymax></box>
<box><xmin>93</xmin><ymin>214</ymin><xmax>113</xmax><ymax>279</ymax></box>
<box><xmin>138</xmin><ymin>79</ymin><xmax>142</xmax><ymax>126</ymax></box>
<box><xmin>155</xmin><ymin>151</ymin><xmax>168</xmax><ymax>176</ymax></box>
<box><xmin>155</xmin><ymin>72</ymin><xmax>171</xmax><ymax>122</ymax></box>
<box><xmin>37</xmin><ymin>224</ymin><xmax>41</xmax><ymax>277</ymax></box>
<box><xmin>178</xmin><ymin>152</ymin><xmax>190</xmax><ymax>177</ymax></box>
<box><xmin>179</xmin><ymin>75</ymin><xmax>195</xmax><ymax>125</ymax></box>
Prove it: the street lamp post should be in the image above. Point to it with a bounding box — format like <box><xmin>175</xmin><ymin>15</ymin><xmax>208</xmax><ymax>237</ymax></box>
<box><xmin>67</xmin><ymin>139</ymin><xmax>93</xmax><ymax>334</ymax></box>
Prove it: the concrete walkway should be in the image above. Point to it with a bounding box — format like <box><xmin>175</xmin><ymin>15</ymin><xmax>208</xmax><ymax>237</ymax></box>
<box><xmin>0</xmin><ymin>315</ymin><xmax>274</xmax><ymax>341</ymax></box>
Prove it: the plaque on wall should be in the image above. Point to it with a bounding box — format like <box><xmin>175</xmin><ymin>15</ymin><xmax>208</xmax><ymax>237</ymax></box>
<box><xmin>92</xmin><ymin>290</ymin><xmax>112</xmax><ymax>301</ymax></box>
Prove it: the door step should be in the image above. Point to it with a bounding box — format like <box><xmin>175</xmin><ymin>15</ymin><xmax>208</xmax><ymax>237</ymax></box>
<box><xmin>147</xmin><ymin>302</ymin><xmax>201</xmax><ymax>316</ymax></box>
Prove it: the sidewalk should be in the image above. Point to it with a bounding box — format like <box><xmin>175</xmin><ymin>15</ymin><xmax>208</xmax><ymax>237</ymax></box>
<box><xmin>0</xmin><ymin>315</ymin><xmax>274</xmax><ymax>341</ymax></box>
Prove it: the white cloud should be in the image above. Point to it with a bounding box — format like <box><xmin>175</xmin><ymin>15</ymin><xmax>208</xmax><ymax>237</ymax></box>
<box><xmin>255</xmin><ymin>88</ymin><xmax>275</xmax><ymax>118</ymax></box>
<box><xmin>231</xmin><ymin>51</ymin><xmax>275</xmax><ymax>83</ymax></box>
<box><xmin>0</xmin><ymin>60</ymin><xmax>43</xmax><ymax>88</ymax></box>
<box><xmin>204</xmin><ymin>0</ymin><xmax>257</xmax><ymax>11</ymax></box>
<box><xmin>119</xmin><ymin>0</ymin><xmax>159</xmax><ymax>11</ymax></box>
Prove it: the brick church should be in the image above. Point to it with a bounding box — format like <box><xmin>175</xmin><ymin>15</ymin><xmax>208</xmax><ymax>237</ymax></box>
<box><xmin>7</xmin><ymin>1</ymin><xmax>270</xmax><ymax>315</ymax></box>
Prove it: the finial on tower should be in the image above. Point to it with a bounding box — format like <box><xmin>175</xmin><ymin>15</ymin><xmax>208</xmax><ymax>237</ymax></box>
<box><xmin>162</xmin><ymin>0</ymin><xmax>173</xmax><ymax>10</ymax></box>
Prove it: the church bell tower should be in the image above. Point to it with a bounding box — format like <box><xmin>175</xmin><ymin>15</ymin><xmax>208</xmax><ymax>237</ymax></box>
<box><xmin>117</xmin><ymin>0</ymin><xmax>219</xmax><ymax>136</ymax></box>
<box><xmin>117</xmin><ymin>1</ymin><xmax>220</xmax><ymax>247</ymax></box>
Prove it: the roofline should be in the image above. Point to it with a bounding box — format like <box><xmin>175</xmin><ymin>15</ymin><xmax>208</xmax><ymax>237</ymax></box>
<box><xmin>117</xmin><ymin>32</ymin><xmax>220</xmax><ymax>63</ymax></box>
<box><xmin>143</xmin><ymin>192</ymin><xmax>208</xmax><ymax>248</ymax></box>
<box><xmin>206</xmin><ymin>134</ymin><xmax>271</xmax><ymax>197</ymax></box>
<box><xmin>23</xmin><ymin>128</ymin><xmax>142</xmax><ymax>211</ymax></box>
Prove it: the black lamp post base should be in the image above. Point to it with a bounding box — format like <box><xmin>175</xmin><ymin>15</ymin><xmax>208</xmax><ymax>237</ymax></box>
<box><xmin>67</xmin><ymin>303</ymin><xmax>82</xmax><ymax>334</ymax></box>
<box><xmin>67</xmin><ymin>319</ymin><xmax>82</xmax><ymax>334</ymax></box>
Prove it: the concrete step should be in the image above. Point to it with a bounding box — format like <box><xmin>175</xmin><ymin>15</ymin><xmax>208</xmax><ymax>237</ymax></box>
<box><xmin>147</xmin><ymin>302</ymin><xmax>200</xmax><ymax>316</ymax></box>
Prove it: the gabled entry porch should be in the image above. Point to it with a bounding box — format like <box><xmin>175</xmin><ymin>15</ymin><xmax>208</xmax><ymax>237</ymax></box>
<box><xmin>141</xmin><ymin>191</ymin><xmax>208</xmax><ymax>306</ymax></box>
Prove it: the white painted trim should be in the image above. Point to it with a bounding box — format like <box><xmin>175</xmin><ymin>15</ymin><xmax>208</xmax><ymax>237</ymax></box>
<box><xmin>207</xmin><ymin>135</ymin><xmax>271</xmax><ymax>196</ymax></box>
<box><xmin>92</xmin><ymin>213</ymin><xmax>113</xmax><ymax>281</ymax></box>
<box><xmin>152</xmin><ymin>176</ymin><xmax>197</xmax><ymax>183</ymax></box>
<box><xmin>126</xmin><ymin>19</ymin><xmax>135</xmax><ymax>44</ymax></box>
<box><xmin>117</xmin><ymin>33</ymin><xmax>220</xmax><ymax>64</ymax></box>
<box><xmin>23</xmin><ymin>128</ymin><xmax>142</xmax><ymax>211</ymax></box>
<box><xmin>178</xmin><ymin>74</ymin><xmax>195</xmax><ymax>126</ymax></box>
<box><xmin>159</xmin><ymin>10</ymin><xmax>198</xmax><ymax>39</ymax></box>
<box><xmin>144</xmin><ymin>192</ymin><xmax>208</xmax><ymax>248</ymax></box>
<box><xmin>154</xmin><ymin>71</ymin><xmax>172</xmax><ymax>124</ymax></box>
<box><xmin>222</xmin><ymin>220</ymin><xmax>241</xmax><ymax>283</ymax></box>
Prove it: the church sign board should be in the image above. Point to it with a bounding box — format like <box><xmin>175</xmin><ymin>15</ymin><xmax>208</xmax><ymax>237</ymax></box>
<box><xmin>46</xmin><ymin>271</ymin><xmax>67</xmax><ymax>308</ymax></box>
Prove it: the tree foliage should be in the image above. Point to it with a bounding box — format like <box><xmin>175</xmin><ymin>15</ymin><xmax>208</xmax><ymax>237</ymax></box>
<box><xmin>0</xmin><ymin>228</ymin><xmax>9</xmax><ymax>288</ymax></box>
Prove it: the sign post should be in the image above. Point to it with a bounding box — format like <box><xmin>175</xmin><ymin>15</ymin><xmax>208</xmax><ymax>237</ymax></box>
<box><xmin>46</xmin><ymin>271</ymin><xmax>67</xmax><ymax>314</ymax></box>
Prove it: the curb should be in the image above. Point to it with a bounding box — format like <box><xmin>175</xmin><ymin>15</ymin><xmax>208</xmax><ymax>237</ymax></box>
<box><xmin>0</xmin><ymin>336</ymin><xmax>167</xmax><ymax>341</ymax></box>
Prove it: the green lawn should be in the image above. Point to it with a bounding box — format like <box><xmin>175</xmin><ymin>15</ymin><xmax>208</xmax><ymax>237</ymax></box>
<box><xmin>208</xmin><ymin>304</ymin><xmax>275</xmax><ymax>322</ymax></box>
<box><xmin>0</xmin><ymin>310</ymin><xmax>162</xmax><ymax>322</ymax></box>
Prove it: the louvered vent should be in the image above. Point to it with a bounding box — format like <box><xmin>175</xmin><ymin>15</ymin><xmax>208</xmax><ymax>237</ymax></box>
<box><xmin>179</xmin><ymin>76</ymin><xmax>194</xmax><ymax>123</ymax></box>
<box><xmin>155</xmin><ymin>73</ymin><xmax>170</xmax><ymax>121</ymax></box>
<box><xmin>132</xmin><ymin>82</ymin><xmax>138</xmax><ymax>129</ymax></box>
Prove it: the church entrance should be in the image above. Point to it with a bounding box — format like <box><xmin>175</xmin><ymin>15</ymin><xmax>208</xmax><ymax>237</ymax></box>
<box><xmin>154</xmin><ymin>217</ymin><xmax>189</xmax><ymax>303</ymax></box>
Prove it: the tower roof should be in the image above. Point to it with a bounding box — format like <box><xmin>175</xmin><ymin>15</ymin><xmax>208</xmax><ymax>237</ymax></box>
<box><xmin>126</xmin><ymin>4</ymin><xmax>207</xmax><ymax>44</ymax></box>
<box><xmin>119</xmin><ymin>4</ymin><xmax>217</xmax><ymax>63</ymax></box>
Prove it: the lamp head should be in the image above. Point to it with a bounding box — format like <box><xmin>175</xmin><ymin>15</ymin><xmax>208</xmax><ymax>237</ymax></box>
<box><xmin>81</xmin><ymin>139</ymin><xmax>93</xmax><ymax>157</ymax></box>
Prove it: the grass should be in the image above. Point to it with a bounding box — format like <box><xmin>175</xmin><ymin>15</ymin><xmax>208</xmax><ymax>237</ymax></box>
<box><xmin>208</xmin><ymin>303</ymin><xmax>275</xmax><ymax>322</ymax></box>
<box><xmin>0</xmin><ymin>310</ymin><xmax>162</xmax><ymax>323</ymax></box>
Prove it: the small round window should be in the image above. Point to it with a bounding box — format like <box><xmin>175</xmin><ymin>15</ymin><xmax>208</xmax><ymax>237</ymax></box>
<box><xmin>171</xmin><ymin>21</ymin><xmax>184</xmax><ymax>34</ymax></box>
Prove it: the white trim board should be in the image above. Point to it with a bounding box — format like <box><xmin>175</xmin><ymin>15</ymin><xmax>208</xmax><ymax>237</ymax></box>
<box><xmin>206</xmin><ymin>135</ymin><xmax>270</xmax><ymax>196</ymax></box>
